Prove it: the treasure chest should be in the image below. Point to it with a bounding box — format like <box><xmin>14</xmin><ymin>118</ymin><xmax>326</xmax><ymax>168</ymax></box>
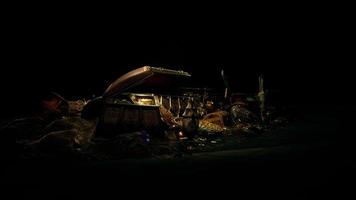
<box><xmin>95</xmin><ymin>66</ymin><xmax>191</xmax><ymax>137</ymax></box>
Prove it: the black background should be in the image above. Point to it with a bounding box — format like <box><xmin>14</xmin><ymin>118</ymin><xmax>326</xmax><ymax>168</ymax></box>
<box><xmin>3</xmin><ymin>5</ymin><xmax>356</xmax><ymax>199</ymax></box>
<box><xmin>2</xmin><ymin>7</ymin><xmax>354</xmax><ymax>115</ymax></box>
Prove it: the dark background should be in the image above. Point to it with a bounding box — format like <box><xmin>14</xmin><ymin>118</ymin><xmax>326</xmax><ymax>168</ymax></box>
<box><xmin>3</xmin><ymin>6</ymin><xmax>356</xmax><ymax>199</ymax></box>
<box><xmin>2</xmin><ymin>9</ymin><xmax>354</xmax><ymax>118</ymax></box>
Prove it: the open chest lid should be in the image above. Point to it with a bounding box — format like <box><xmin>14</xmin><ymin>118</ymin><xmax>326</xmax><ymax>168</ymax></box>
<box><xmin>103</xmin><ymin>66</ymin><xmax>191</xmax><ymax>98</ymax></box>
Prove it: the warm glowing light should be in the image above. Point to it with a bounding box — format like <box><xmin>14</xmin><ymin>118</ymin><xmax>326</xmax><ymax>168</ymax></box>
<box><xmin>178</xmin><ymin>131</ymin><xmax>184</xmax><ymax>137</ymax></box>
